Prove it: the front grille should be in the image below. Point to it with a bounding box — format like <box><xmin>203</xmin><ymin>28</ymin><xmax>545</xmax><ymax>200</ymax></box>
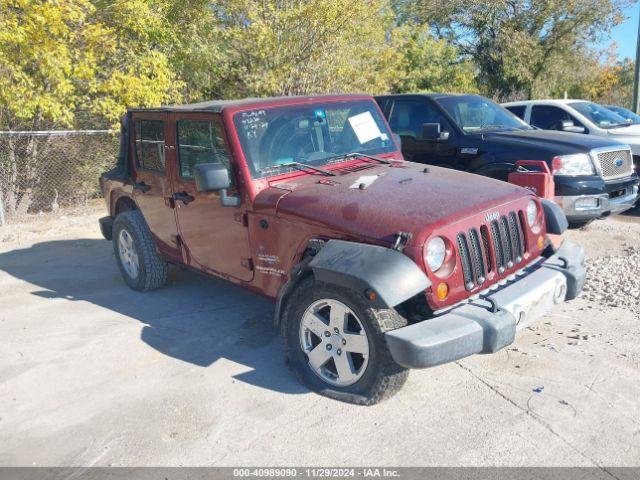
<box><xmin>459</xmin><ymin>211</ymin><xmax>527</xmax><ymax>291</ymax></box>
<box><xmin>596</xmin><ymin>149</ymin><xmax>633</xmax><ymax>180</ymax></box>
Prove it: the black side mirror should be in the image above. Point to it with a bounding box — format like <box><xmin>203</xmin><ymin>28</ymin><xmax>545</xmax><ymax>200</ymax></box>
<box><xmin>420</xmin><ymin>123</ymin><xmax>450</xmax><ymax>141</ymax></box>
<box><xmin>559</xmin><ymin>119</ymin><xmax>586</xmax><ymax>134</ymax></box>
<box><xmin>193</xmin><ymin>163</ymin><xmax>240</xmax><ymax>207</ymax></box>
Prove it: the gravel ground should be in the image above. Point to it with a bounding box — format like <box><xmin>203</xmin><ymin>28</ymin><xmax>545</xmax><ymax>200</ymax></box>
<box><xmin>0</xmin><ymin>204</ymin><xmax>639</xmax><ymax>467</ymax></box>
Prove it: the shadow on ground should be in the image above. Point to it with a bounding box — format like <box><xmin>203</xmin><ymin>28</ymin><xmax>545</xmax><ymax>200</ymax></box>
<box><xmin>0</xmin><ymin>238</ymin><xmax>307</xmax><ymax>395</ymax></box>
<box><xmin>620</xmin><ymin>202</ymin><xmax>640</xmax><ymax>218</ymax></box>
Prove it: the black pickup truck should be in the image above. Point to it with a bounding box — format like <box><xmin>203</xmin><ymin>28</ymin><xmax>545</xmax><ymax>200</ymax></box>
<box><xmin>376</xmin><ymin>93</ymin><xmax>639</xmax><ymax>227</ymax></box>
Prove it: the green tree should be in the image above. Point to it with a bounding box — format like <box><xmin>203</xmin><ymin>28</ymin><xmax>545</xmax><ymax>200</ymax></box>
<box><xmin>0</xmin><ymin>0</ymin><xmax>180</xmax><ymax>214</ymax></box>
<box><xmin>392</xmin><ymin>22</ymin><xmax>478</xmax><ymax>94</ymax></box>
<box><xmin>204</xmin><ymin>0</ymin><xmax>403</xmax><ymax>98</ymax></box>
<box><xmin>403</xmin><ymin>0</ymin><xmax>631</xmax><ymax>99</ymax></box>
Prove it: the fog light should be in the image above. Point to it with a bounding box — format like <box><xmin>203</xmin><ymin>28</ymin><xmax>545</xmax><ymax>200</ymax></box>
<box><xmin>436</xmin><ymin>282</ymin><xmax>449</xmax><ymax>300</ymax></box>
<box><xmin>574</xmin><ymin>197</ymin><xmax>599</xmax><ymax>211</ymax></box>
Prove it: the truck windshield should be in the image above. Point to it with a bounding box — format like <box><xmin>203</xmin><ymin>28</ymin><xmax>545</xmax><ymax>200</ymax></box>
<box><xmin>571</xmin><ymin>102</ymin><xmax>632</xmax><ymax>128</ymax></box>
<box><xmin>435</xmin><ymin>95</ymin><xmax>532</xmax><ymax>134</ymax></box>
<box><xmin>233</xmin><ymin>100</ymin><xmax>396</xmax><ymax>178</ymax></box>
<box><xmin>605</xmin><ymin>106</ymin><xmax>640</xmax><ymax>124</ymax></box>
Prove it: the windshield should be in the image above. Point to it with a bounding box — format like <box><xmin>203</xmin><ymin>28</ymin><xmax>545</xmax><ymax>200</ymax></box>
<box><xmin>569</xmin><ymin>102</ymin><xmax>629</xmax><ymax>129</ymax></box>
<box><xmin>233</xmin><ymin>100</ymin><xmax>396</xmax><ymax>178</ymax></box>
<box><xmin>435</xmin><ymin>95</ymin><xmax>532</xmax><ymax>133</ymax></box>
<box><xmin>606</xmin><ymin>105</ymin><xmax>640</xmax><ymax>124</ymax></box>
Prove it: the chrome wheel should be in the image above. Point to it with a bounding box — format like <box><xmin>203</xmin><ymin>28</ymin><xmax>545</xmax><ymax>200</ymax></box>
<box><xmin>299</xmin><ymin>299</ymin><xmax>370</xmax><ymax>387</ymax></box>
<box><xmin>118</xmin><ymin>228</ymin><xmax>139</xmax><ymax>279</ymax></box>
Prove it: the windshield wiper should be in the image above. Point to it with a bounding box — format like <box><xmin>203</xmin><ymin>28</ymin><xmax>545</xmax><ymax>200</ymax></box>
<box><xmin>326</xmin><ymin>152</ymin><xmax>392</xmax><ymax>165</ymax></box>
<box><xmin>261</xmin><ymin>161</ymin><xmax>335</xmax><ymax>176</ymax></box>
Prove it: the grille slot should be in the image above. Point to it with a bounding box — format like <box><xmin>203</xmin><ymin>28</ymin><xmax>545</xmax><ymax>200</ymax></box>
<box><xmin>480</xmin><ymin>225</ymin><xmax>493</xmax><ymax>273</ymax></box>
<box><xmin>468</xmin><ymin>228</ymin><xmax>486</xmax><ymax>285</ymax></box>
<box><xmin>499</xmin><ymin>216</ymin><xmax>514</xmax><ymax>267</ymax></box>
<box><xmin>596</xmin><ymin>149</ymin><xmax>633</xmax><ymax>180</ymax></box>
<box><xmin>508</xmin><ymin>211</ymin><xmax>523</xmax><ymax>262</ymax></box>
<box><xmin>490</xmin><ymin>220</ymin><xmax>505</xmax><ymax>273</ymax></box>
<box><xmin>456</xmin><ymin>211</ymin><xmax>527</xmax><ymax>291</ymax></box>
<box><xmin>457</xmin><ymin>233</ymin><xmax>474</xmax><ymax>290</ymax></box>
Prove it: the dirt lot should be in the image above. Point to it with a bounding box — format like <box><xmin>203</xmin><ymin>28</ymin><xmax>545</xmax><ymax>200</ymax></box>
<box><xmin>0</xmin><ymin>203</ymin><xmax>639</xmax><ymax>467</ymax></box>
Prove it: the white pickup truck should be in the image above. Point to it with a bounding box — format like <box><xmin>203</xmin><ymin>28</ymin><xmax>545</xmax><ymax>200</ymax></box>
<box><xmin>503</xmin><ymin>99</ymin><xmax>640</xmax><ymax>172</ymax></box>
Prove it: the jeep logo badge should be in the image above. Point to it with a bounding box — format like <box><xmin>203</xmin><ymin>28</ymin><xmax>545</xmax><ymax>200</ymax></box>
<box><xmin>614</xmin><ymin>158</ymin><xmax>624</xmax><ymax>168</ymax></box>
<box><xmin>485</xmin><ymin>212</ymin><xmax>499</xmax><ymax>222</ymax></box>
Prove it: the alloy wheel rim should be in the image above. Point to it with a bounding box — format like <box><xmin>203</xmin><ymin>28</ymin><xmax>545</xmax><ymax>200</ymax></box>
<box><xmin>299</xmin><ymin>299</ymin><xmax>370</xmax><ymax>387</ymax></box>
<box><xmin>118</xmin><ymin>229</ymin><xmax>139</xmax><ymax>279</ymax></box>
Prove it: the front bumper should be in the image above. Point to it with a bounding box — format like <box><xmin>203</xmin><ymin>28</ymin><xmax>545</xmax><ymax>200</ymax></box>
<box><xmin>385</xmin><ymin>240</ymin><xmax>585</xmax><ymax>369</ymax></box>
<box><xmin>555</xmin><ymin>184</ymin><xmax>638</xmax><ymax>221</ymax></box>
<box><xmin>554</xmin><ymin>174</ymin><xmax>638</xmax><ymax>221</ymax></box>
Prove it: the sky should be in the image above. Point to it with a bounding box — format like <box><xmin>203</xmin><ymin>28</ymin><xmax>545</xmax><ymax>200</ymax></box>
<box><xmin>606</xmin><ymin>3</ymin><xmax>639</xmax><ymax>60</ymax></box>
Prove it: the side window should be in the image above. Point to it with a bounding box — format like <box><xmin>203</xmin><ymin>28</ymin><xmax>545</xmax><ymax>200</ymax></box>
<box><xmin>388</xmin><ymin>99</ymin><xmax>452</xmax><ymax>139</ymax></box>
<box><xmin>506</xmin><ymin>105</ymin><xmax>526</xmax><ymax>119</ymax></box>
<box><xmin>177</xmin><ymin>120</ymin><xmax>231</xmax><ymax>180</ymax></box>
<box><xmin>134</xmin><ymin>119</ymin><xmax>165</xmax><ymax>171</ymax></box>
<box><xmin>530</xmin><ymin>106</ymin><xmax>572</xmax><ymax>130</ymax></box>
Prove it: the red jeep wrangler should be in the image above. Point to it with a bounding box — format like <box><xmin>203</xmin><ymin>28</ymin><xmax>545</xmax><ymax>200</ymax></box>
<box><xmin>99</xmin><ymin>94</ymin><xmax>585</xmax><ymax>404</ymax></box>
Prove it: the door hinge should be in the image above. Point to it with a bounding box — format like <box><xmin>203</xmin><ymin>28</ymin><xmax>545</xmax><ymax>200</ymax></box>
<box><xmin>241</xmin><ymin>257</ymin><xmax>254</xmax><ymax>271</ymax></box>
<box><xmin>234</xmin><ymin>212</ymin><xmax>249</xmax><ymax>226</ymax></box>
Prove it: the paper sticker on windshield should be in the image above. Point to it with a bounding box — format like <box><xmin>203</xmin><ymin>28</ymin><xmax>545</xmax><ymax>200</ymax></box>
<box><xmin>348</xmin><ymin>111</ymin><xmax>382</xmax><ymax>144</ymax></box>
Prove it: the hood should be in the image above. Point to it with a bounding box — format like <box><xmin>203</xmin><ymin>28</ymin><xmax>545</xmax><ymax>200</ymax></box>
<box><xmin>607</xmin><ymin>124</ymin><xmax>640</xmax><ymax>138</ymax></box>
<box><xmin>254</xmin><ymin>161</ymin><xmax>529</xmax><ymax>247</ymax></box>
<box><xmin>479</xmin><ymin>129</ymin><xmax>626</xmax><ymax>154</ymax></box>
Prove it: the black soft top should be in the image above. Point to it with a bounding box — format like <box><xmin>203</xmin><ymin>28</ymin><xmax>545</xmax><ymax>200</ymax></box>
<box><xmin>127</xmin><ymin>94</ymin><xmax>371</xmax><ymax>114</ymax></box>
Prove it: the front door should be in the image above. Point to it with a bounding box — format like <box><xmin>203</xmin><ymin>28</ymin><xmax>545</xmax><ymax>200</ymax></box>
<box><xmin>170</xmin><ymin>113</ymin><xmax>253</xmax><ymax>282</ymax></box>
<box><xmin>387</xmin><ymin>98</ymin><xmax>458</xmax><ymax>168</ymax></box>
<box><xmin>130</xmin><ymin>113</ymin><xmax>180</xmax><ymax>260</ymax></box>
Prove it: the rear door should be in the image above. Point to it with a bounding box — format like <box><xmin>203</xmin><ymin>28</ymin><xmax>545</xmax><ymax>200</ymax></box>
<box><xmin>170</xmin><ymin>113</ymin><xmax>253</xmax><ymax>282</ymax></box>
<box><xmin>130</xmin><ymin>113</ymin><xmax>180</xmax><ymax>260</ymax></box>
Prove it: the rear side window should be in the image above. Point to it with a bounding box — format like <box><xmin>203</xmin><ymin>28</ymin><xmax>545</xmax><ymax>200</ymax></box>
<box><xmin>134</xmin><ymin>119</ymin><xmax>165</xmax><ymax>171</ymax></box>
<box><xmin>506</xmin><ymin>105</ymin><xmax>526</xmax><ymax>119</ymax></box>
<box><xmin>530</xmin><ymin>105</ymin><xmax>584</xmax><ymax>130</ymax></box>
<box><xmin>177</xmin><ymin>120</ymin><xmax>230</xmax><ymax>178</ymax></box>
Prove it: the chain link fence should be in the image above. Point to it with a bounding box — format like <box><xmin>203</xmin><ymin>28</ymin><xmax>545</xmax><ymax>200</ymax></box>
<box><xmin>0</xmin><ymin>130</ymin><xmax>119</xmax><ymax>225</ymax></box>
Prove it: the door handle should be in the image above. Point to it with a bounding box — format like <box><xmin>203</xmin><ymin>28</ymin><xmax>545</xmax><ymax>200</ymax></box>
<box><xmin>132</xmin><ymin>181</ymin><xmax>151</xmax><ymax>193</ymax></box>
<box><xmin>172</xmin><ymin>192</ymin><xmax>195</xmax><ymax>205</ymax></box>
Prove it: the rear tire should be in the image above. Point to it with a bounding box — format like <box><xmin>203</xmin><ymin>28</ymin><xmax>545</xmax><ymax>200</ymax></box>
<box><xmin>283</xmin><ymin>277</ymin><xmax>408</xmax><ymax>405</ymax></box>
<box><xmin>112</xmin><ymin>210</ymin><xmax>168</xmax><ymax>291</ymax></box>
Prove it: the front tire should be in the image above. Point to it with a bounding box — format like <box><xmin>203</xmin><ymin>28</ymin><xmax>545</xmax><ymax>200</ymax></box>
<box><xmin>112</xmin><ymin>210</ymin><xmax>168</xmax><ymax>291</ymax></box>
<box><xmin>283</xmin><ymin>277</ymin><xmax>408</xmax><ymax>405</ymax></box>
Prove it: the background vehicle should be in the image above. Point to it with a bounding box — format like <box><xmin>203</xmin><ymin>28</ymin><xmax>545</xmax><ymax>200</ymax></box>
<box><xmin>377</xmin><ymin>94</ymin><xmax>638</xmax><ymax>227</ymax></box>
<box><xmin>99</xmin><ymin>94</ymin><xmax>584</xmax><ymax>405</ymax></box>
<box><xmin>504</xmin><ymin>99</ymin><xmax>640</xmax><ymax>173</ymax></box>
<box><xmin>604</xmin><ymin>105</ymin><xmax>640</xmax><ymax>125</ymax></box>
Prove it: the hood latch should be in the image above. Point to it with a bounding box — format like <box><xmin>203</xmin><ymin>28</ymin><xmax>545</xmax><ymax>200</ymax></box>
<box><xmin>392</xmin><ymin>231</ymin><xmax>412</xmax><ymax>252</ymax></box>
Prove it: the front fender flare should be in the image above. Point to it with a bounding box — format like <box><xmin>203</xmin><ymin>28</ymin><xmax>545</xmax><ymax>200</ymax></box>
<box><xmin>308</xmin><ymin>240</ymin><xmax>430</xmax><ymax>309</ymax></box>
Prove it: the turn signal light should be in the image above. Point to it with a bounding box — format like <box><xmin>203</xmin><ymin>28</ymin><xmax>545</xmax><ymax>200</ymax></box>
<box><xmin>436</xmin><ymin>282</ymin><xmax>449</xmax><ymax>300</ymax></box>
<box><xmin>537</xmin><ymin>235</ymin><xmax>544</xmax><ymax>249</ymax></box>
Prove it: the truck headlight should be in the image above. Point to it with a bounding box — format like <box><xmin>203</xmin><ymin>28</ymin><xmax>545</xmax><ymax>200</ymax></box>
<box><xmin>425</xmin><ymin>237</ymin><xmax>446</xmax><ymax>272</ymax></box>
<box><xmin>552</xmin><ymin>154</ymin><xmax>594</xmax><ymax>176</ymax></box>
<box><xmin>526</xmin><ymin>200</ymin><xmax>538</xmax><ymax>227</ymax></box>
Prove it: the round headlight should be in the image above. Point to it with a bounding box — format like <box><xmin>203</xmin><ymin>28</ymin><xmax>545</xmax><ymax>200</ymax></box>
<box><xmin>526</xmin><ymin>200</ymin><xmax>538</xmax><ymax>227</ymax></box>
<box><xmin>426</xmin><ymin>237</ymin><xmax>446</xmax><ymax>272</ymax></box>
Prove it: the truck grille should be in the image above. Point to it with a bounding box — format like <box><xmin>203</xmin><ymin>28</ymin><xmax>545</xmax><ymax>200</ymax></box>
<box><xmin>457</xmin><ymin>211</ymin><xmax>527</xmax><ymax>291</ymax></box>
<box><xmin>596</xmin><ymin>149</ymin><xmax>633</xmax><ymax>180</ymax></box>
